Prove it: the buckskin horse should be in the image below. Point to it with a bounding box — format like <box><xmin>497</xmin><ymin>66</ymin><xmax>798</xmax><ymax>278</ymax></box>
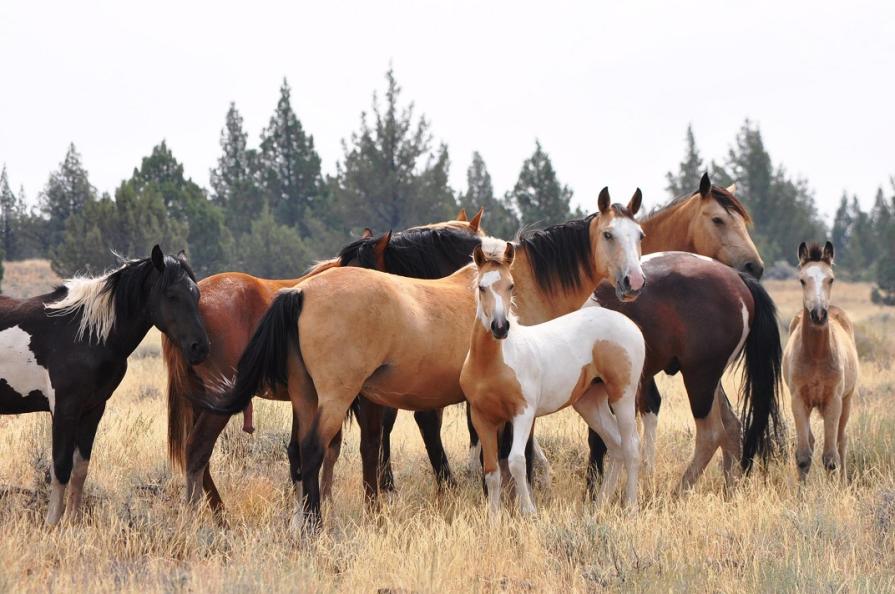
<box><xmin>0</xmin><ymin>246</ymin><xmax>208</xmax><ymax>524</ymax></box>
<box><xmin>461</xmin><ymin>240</ymin><xmax>646</xmax><ymax>515</ymax></box>
<box><xmin>195</xmin><ymin>188</ymin><xmax>646</xmax><ymax>530</ymax></box>
<box><xmin>164</xmin><ymin>211</ymin><xmax>484</xmax><ymax>514</ymax></box>
<box><xmin>783</xmin><ymin>241</ymin><xmax>858</xmax><ymax>484</ymax></box>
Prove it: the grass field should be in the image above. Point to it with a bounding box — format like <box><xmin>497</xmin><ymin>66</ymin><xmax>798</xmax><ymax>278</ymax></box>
<box><xmin>0</xmin><ymin>275</ymin><xmax>893</xmax><ymax>592</ymax></box>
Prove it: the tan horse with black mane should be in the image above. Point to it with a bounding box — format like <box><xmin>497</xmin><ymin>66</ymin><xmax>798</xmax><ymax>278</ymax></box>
<box><xmin>783</xmin><ymin>241</ymin><xmax>859</xmax><ymax>483</ymax></box>
<box><xmin>195</xmin><ymin>189</ymin><xmax>646</xmax><ymax>529</ymax></box>
<box><xmin>164</xmin><ymin>210</ymin><xmax>484</xmax><ymax>513</ymax></box>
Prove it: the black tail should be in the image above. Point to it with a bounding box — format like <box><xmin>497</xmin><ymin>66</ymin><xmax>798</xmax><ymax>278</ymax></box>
<box><xmin>738</xmin><ymin>273</ymin><xmax>783</xmax><ymax>472</ymax></box>
<box><xmin>195</xmin><ymin>290</ymin><xmax>303</xmax><ymax>415</ymax></box>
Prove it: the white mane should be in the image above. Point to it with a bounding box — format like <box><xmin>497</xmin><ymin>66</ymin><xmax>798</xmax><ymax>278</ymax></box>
<box><xmin>45</xmin><ymin>273</ymin><xmax>117</xmax><ymax>344</ymax></box>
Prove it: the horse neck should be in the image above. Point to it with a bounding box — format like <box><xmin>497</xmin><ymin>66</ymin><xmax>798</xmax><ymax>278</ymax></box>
<box><xmin>468</xmin><ymin>319</ymin><xmax>506</xmax><ymax>368</ymax></box>
<box><xmin>799</xmin><ymin>309</ymin><xmax>832</xmax><ymax>359</ymax></box>
<box><xmin>640</xmin><ymin>197</ymin><xmax>697</xmax><ymax>254</ymax></box>
<box><xmin>510</xmin><ymin>248</ymin><xmax>595</xmax><ymax>325</ymax></box>
<box><xmin>105</xmin><ymin>302</ymin><xmax>153</xmax><ymax>357</ymax></box>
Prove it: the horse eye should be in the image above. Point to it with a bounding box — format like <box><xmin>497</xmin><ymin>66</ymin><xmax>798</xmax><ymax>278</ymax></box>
<box><xmin>712</xmin><ymin>217</ymin><xmax>724</xmax><ymax>226</ymax></box>
<box><xmin>799</xmin><ymin>279</ymin><xmax>805</xmax><ymax>286</ymax></box>
<box><xmin>508</xmin><ymin>284</ymin><xmax>515</xmax><ymax>292</ymax></box>
<box><xmin>603</xmin><ymin>231</ymin><xmax>613</xmax><ymax>240</ymax></box>
<box><xmin>478</xmin><ymin>286</ymin><xmax>485</xmax><ymax>292</ymax></box>
<box><xmin>639</xmin><ymin>232</ymin><xmax>645</xmax><ymax>240</ymax></box>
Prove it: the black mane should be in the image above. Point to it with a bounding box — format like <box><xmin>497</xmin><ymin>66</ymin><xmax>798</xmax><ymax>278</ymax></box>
<box><xmin>516</xmin><ymin>214</ymin><xmax>596</xmax><ymax>294</ymax></box>
<box><xmin>338</xmin><ymin>226</ymin><xmax>482</xmax><ymax>278</ymax></box>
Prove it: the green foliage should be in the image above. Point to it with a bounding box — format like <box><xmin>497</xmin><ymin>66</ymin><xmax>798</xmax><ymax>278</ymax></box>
<box><xmin>39</xmin><ymin>144</ymin><xmax>97</xmax><ymax>251</ymax></box>
<box><xmin>332</xmin><ymin>68</ymin><xmax>457</xmax><ymax>233</ymax></box>
<box><xmin>210</xmin><ymin>102</ymin><xmax>264</xmax><ymax>236</ymax></box>
<box><xmin>508</xmin><ymin>140</ymin><xmax>576</xmax><ymax>228</ymax></box>
<box><xmin>665</xmin><ymin>124</ymin><xmax>704</xmax><ymax>198</ymax></box>
<box><xmin>458</xmin><ymin>152</ymin><xmax>519</xmax><ymax>239</ymax></box>
<box><xmin>235</xmin><ymin>206</ymin><xmax>310</xmax><ymax>278</ymax></box>
<box><xmin>258</xmin><ymin>80</ymin><xmax>325</xmax><ymax>236</ymax></box>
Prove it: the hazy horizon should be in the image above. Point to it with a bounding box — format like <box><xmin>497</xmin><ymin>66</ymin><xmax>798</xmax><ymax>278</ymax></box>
<box><xmin>1</xmin><ymin>0</ymin><xmax>893</xmax><ymax>223</ymax></box>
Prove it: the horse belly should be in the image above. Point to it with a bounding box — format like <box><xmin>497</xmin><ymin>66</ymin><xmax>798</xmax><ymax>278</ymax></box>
<box><xmin>0</xmin><ymin>326</ymin><xmax>55</xmax><ymax>414</ymax></box>
<box><xmin>362</xmin><ymin>363</ymin><xmax>464</xmax><ymax>411</ymax></box>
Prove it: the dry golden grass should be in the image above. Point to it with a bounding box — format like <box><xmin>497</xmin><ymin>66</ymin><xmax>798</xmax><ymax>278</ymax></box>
<box><xmin>1</xmin><ymin>281</ymin><xmax>893</xmax><ymax>593</ymax></box>
<box><xmin>2</xmin><ymin>259</ymin><xmax>63</xmax><ymax>299</ymax></box>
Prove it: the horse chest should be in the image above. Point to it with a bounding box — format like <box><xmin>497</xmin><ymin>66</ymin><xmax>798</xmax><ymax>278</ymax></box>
<box><xmin>0</xmin><ymin>325</ymin><xmax>55</xmax><ymax>413</ymax></box>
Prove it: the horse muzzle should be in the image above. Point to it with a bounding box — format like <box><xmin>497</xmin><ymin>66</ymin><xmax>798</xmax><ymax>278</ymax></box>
<box><xmin>185</xmin><ymin>337</ymin><xmax>210</xmax><ymax>364</ymax></box>
<box><xmin>615</xmin><ymin>271</ymin><xmax>645</xmax><ymax>302</ymax></box>
<box><xmin>809</xmin><ymin>308</ymin><xmax>828</xmax><ymax>325</ymax></box>
<box><xmin>490</xmin><ymin>320</ymin><xmax>510</xmax><ymax>340</ymax></box>
<box><xmin>741</xmin><ymin>260</ymin><xmax>765</xmax><ymax>280</ymax></box>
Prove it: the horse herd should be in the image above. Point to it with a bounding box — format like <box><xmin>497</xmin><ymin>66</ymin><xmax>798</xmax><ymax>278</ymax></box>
<box><xmin>0</xmin><ymin>173</ymin><xmax>860</xmax><ymax>531</ymax></box>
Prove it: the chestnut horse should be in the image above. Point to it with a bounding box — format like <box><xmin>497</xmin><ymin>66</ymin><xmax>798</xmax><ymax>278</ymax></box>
<box><xmin>195</xmin><ymin>189</ymin><xmax>646</xmax><ymax>529</ymax></box>
<box><xmin>164</xmin><ymin>210</ymin><xmax>484</xmax><ymax>513</ymax></box>
<box><xmin>461</xmin><ymin>241</ymin><xmax>646</xmax><ymax>514</ymax></box>
<box><xmin>783</xmin><ymin>242</ymin><xmax>858</xmax><ymax>483</ymax></box>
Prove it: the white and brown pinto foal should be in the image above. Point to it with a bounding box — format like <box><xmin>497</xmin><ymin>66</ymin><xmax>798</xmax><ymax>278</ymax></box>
<box><xmin>783</xmin><ymin>241</ymin><xmax>859</xmax><ymax>484</ymax></box>
<box><xmin>460</xmin><ymin>240</ymin><xmax>646</xmax><ymax>515</ymax></box>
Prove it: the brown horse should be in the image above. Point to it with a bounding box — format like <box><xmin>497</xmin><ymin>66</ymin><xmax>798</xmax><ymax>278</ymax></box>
<box><xmin>783</xmin><ymin>242</ymin><xmax>859</xmax><ymax>483</ymax></box>
<box><xmin>195</xmin><ymin>189</ymin><xmax>646</xmax><ymax>529</ymax></box>
<box><xmin>164</xmin><ymin>210</ymin><xmax>484</xmax><ymax>513</ymax></box>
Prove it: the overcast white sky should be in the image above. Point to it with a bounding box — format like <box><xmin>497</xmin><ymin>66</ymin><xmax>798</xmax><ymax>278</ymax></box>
<box><xmin>1</xmin><ymin>0</ymin><xmax>893</xmax><ymax>222</ymax></box>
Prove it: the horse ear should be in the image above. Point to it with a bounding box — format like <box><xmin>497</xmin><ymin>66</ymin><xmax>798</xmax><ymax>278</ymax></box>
<box><xmin>504</xmin><ymin>242</ymin><xmax>515</xmax><ymax>265</ymax></box>
<box><xmin>472</xmin><ymin>245</ymin><xmax>486</xmax><ymax>268</ymax></box>
<box><xmin>151</xmin><ymin>245</ymin><xmax>165</xmax><ymax>271</ymax></box>
<box><xmin>456</xmin><ymin>208</ymin><xmax>468</xmax><ymax>222</ymax></box>
<box><xmin>699</xmin><ymin>172</ymin><xmax>711</xmax><ymax>198</ymax></box>
<box><xmin>797</xmin><ymin>241</ymin><xmax>808</xmax><ymax>264</ymax></box>
<box><xmin>597</xmin><ymin>187</ymin><xmax>611</xmax><ymax>214</ymax></box>
<box><xmin>361</xmin><ymin>227</ymin><xmax>374</xmax><ymax>239</ymax></box>
<box><xmin>627</xmin><ymin>188</ymin><xmax>643</xmax><ymax>215</ymax></box>
<box><xmin>726</xmin><ymin>182</ymin><xmax>737</xmax><ymax>194</ymax></box>
<box><xmin>373</xmin><ymin>231</ymin><xmax>392</xmax><ymax>257</ymax></box>
<box><xmin>823</xmin><ymin>241</ymin><xmax>835</xmax><ymax>264</ymax></box>
<box><xmin>469</xmin><ymin>206</ymin><xmax>484</xmax><ymax>233</ymax></box>
<box><xmin>176</xmin><ymin>249</ymin><xmax>188</xmax><ymax>263</ymax></box>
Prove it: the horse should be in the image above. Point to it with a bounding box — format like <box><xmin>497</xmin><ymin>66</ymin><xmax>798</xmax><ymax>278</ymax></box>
<box><xmin>459</xmin><ymin>173</ymin><xmax>769</xmax><ymax>483</ymax></box>
<box><xmin>164</xmin><ymin>210</ymin><xmax>485</xmax><ymax>514</ymax></box>
<box><xmin>0</xmin><ymin>246</ymin><xmax>208</xmax><ymax>525</ymax></box>
<box><xmin>783</xmin><ymin>241</ymin><xmax>858</xmax><ymax>483</ymax></box>
<box><xmin>586</xmin><ymin>251</ymin><xmax>783</xmax><ymax>493</ymax></box>
<box><xmin>460</xmin><ymin>241</ymin><xmax>646</xmax><ymax>515</ymax></box>
<box><xmin>194</xmin><ymin>188</ymin><xmax>646</xmax><ymax>530</ymax></box>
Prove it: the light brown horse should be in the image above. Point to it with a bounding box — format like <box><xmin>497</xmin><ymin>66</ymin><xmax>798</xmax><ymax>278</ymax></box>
<box><xmin>461</xmin><ymin>241</ymin><xmax>645</xmax><ymax>515</ymax></box>
<box><xmin>783</xmin><ymin>241</ymin><xmax>859</xmax><ymax>483</ymax></box>
<box><xmin>196</xmin><ymin>189</ymin><xmax>646</xmax><ymax>529</ymax></box>
<box><xmin>164</xmin><ymin>210</ymin><xmax>484</xmax><ymax>512</ymax></box>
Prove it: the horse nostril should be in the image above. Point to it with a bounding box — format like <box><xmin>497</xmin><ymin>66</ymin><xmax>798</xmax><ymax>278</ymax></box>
<box><xmin>744</xmin><ymin>261</ymin><xmax>764</xmax><ymax>279</ymax></box>
<box><xmin>623</xmin><ymin>276</ymin><xmax>631</xmax><ymax>290</ymax></box>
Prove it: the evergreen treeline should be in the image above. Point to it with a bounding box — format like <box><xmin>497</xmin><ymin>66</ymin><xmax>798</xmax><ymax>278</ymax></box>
<box><xmin>0</xmin><ymin>70</ymin><xmax>892</xmax><ymax>303</ymax></box>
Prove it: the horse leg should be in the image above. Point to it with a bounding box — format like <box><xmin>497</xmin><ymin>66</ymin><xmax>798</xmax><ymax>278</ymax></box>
<box><xmin>574</xmin><ymin>384</ymin><xmax>623</xmax><ymax>506</ymax></box>
<box><xmin>466</xmin><ymin>403</ymin><xmax>482</xmax><ymax>475</ymax></box>
<box><xmin>469</xmin><ymin>407</ymin><xmax>501</xmax><ymax>517</ymax></box>
<box><xmin>67</xmin><ymin>402</ymin><xmax>106</xmax><ymax>519</ymax></box>
<box><xmin>837</xmin><ymin>394</ymin><xmax>852</xmax><ymax>486</ymax></box>
<box><xmin>356</xmin><ymin>397</ymin><xmax>385</xmax><ymax>506</ymax></box>
<box><xmin>821</xmin><ymin>395</ymin><xmax>843</xmax><ymax>475</ymax></box>
<box><xmin>530</xmin><ymin>435</ymin><xmax>552</xmax><ymax>489</ymax></box>
<box><xmin>613</xmin><ymin>391</ymin><xmax>641</xmax><ymax>509</ymax></box>
<box><xmin>508</xmin><ymin>410</ymin><xmax>537</xmax><ymax>515</ymax></box>
<box><xmin>185</xmin><ymin>410</ymin><xmax>229</xmax><ymax>517</ymax></box>
<box><xmin>321</xmin><ymin>429</ymin><xmax>341</xmax><ymax>501</ymax></box>
<box><xmin>716</xmin><ymin>385</ymin><xmax>743</xmax><ymax>489</ymax></box>
<box><xmin>47</xmin><ymin>410</ymin><xmax>78</xmax><ymax>526</ymax></box>
<box><xmin>287</xmin><ymin>409</ymin><xmax>304</xmax><ymax>505</ymax></box>
<box><xmin>379</xmin><ymin>406</ymin><xmax>398</xmax><ymax>492</ymax></box>
<box><xmin>413</xmin><ymin>408</ymin><xmax>455</xmax><ymax>488</ymax></box>
<box><xmin>791</xmin><ymin>392</ymin><xmax>813</xmax><ymax>481</ymax></box>
<box><xmin>639</xmin><ymin>378</ymin><xmax>661</xmax><ymax>475</ymax></box>
<box><xmin>585</xmin><ymin>430</ymin><xmax>607</xmax><ymax>500</ymax></box>
<box><xmin>679</xmin><ymin>369</ymin><xmax>726</xmax><ymax>491</ymax></box>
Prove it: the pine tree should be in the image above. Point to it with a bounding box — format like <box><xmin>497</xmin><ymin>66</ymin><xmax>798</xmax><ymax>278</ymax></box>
<box><xmin>508</xmin><ymin>140</ymin><xmax>575</xmax><ymax>228</ymax></box>
<box><xmin>665</xmin><ymin>124</ymin><xmax>704</xmax><ymax>198</ymax></box>
<box><xmin>0</xmin><ymin>166</ymin><xmax>16</xmax><ymax>260</ymax></box>
<box><xmin>333</xmin><ymin>68</ymin><xmax>457</xmax><ymax>233</ymax></box>
<box><xmin>39</xmin><ymin>143</ymin><xmax>97</xmax><ymax>250</ymax></box>
<box><xmin>459</xmin><ymin>152</ymin><xmax>519</xmax><ymax>239</ymax></box>
<box><xmin>210</xmin><ymin>102</ymin><xmax>264</xmax><ymax>235</ymax></box>
<box><xmin>236</xmin><ymin>205</ymin><xmax>310</xmax><ymax>278</ymax></box>
<box><xmin>258</xmin><ymin>79</ymin><xmax>324</xmax><ymax>235</ymax></box>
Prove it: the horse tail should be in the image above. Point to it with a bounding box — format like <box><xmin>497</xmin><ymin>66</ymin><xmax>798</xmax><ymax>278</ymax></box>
<box><xmin>195</xmin><ymin>289</ymin><xmax>303</xmax><ymax>415</ymax></box>
<box><xmin>738</xmin><ymin>272</ymin><xmax>784</xmax><ymax>473</ymax></box>
<box><xmin>163</xmin><ymin>334</ymin><xmax>198</xmax><ymax>472</ymax></box>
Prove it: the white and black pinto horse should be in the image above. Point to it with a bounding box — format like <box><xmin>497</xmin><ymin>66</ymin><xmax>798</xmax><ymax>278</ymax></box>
<box><xmin>0</xmin><ymin>245</ymin><xmax>209</xmax><ymax>525</ymax></box>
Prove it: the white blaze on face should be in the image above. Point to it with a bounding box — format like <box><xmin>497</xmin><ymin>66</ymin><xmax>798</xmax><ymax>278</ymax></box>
<box><xmin>0</xmin><ymin>325</ymin><xmax>56</xmax><ymax>413</ymax></box>
<box><xmin>477</xmin><ymin>269</ymin><xmax>506</xmax><ymax>329</ymax></box>
<box><xmin>803</xmin><ymin>264</ymin><xmax>831</xmax><ymax>312</ymax></box>
<box><xmin>609</xmin><ymin>217</ymin><xmax>645</xmax><ymax>290</ymax></box>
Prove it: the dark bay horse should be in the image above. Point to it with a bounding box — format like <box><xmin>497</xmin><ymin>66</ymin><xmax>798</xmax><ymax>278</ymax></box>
<box><xmin>195</xmin><ymin>190</ymin><xmax>646</xmax><ymax>530</ymax></box>
<box><xmin>586</xmin><ymin>251</ymin><xmax>783</xmax><ymax>493</ymax></box>
<box><xmin>166</xmin><ymin>213</ymin><xmax>485</xmax><ymax>513</ymax></box>
<box><xmin>0</xmin><ymin>246</ymin><xmax>208</xmax><ymax>524</ymax></box>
